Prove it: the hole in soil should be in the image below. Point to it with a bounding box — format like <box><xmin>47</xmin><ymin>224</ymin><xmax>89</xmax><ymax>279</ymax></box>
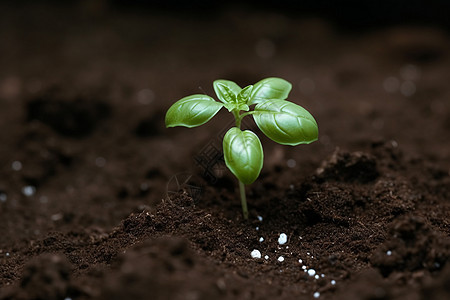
<box><xmin>135</xmin><ymin>112</ymin><xmax>164</xmax><ymax>137</ymax></box>
<box><xmin>27</xmin><ymin>94</ymin><xmax>111</xmax><ymax>138</ymax></box>
<box><xmin>316</xmin><ymin>149</ymin><xmax>379</xmax><ymax>183</ymax></box>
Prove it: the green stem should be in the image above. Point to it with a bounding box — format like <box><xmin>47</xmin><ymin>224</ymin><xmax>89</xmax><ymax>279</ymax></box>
<box><xmin>232</xmin><ymin>109</ymin><xmax>248</xmax><ymax>220</ymax></box>
<box><xmin>239</xmin><ymin>180</ymin><xmax>248</xmax><ymax>220</ymax></box>
<box><xmin>239</xmin><ymin>110</ymin><xmax>258</xmax><ymax>120</ymax></box>
<box><xmin>232</xmin><ymin>110</ymin><xmax>241</xmax><ymax>128</ymax></box>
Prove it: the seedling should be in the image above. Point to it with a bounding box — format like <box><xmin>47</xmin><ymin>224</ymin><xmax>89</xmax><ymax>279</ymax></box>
<box><xmin>165</xmin><ymin>77</ymin><xmax>318</xmax><ymax>219</ymax></box>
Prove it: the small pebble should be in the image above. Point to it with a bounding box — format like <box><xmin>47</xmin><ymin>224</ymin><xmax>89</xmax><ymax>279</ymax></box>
<box><xmin>278</xmin><ymin>233</ymin><xmax>288</xmax><ymax>245</ymax></box>
<box><xmin>257</xmin><ymin>215</ymin><xmax>263</xmax><ymax>221</ymax></box>
<box><xmin>313</xmin><ymin>291</ymin><xmax>320</xmax><ymax>298</ymax></box>
<box><xmin>321</xmin><ymin>274</ymin><xmax>325</xmax><ymax>278</ymax></box>
<box><xmin>264</xmin><ymin>255</ymin><xmax>269</xmax><ymax>260</ymax></box>
<box><xmin>331</xmin><ymin>280</ymin><xmax>336</xmax><ymax>285</ymax></box>
<box><xmin>12</xmin><ymin>161</ymin><xmax>22</xmax><ymax>171</ymax></box>
<box><xmin>22</xmin><ymin>186</ymin><xmax>36</xmax><ymax>197</ymax></box>
<box><xmin>51</xmin><ymin>213</ymin><xmax>63</xmax><ymax>221</ymax></box>
<box><xmin>391</xmin><ymin>140</ymin><xmax>398</xmax><ymax>148</ymax></box>
<box><xmin>251</xmin><ymin>249</ymin><xmax>261</xmax><ymax>259</ymax></box>
<box><xmin>307</xmin><ymin>269</ymin><xmax>316</xmax><ymax>276</ymax></box>
<box><xmin>0</xmin><ymin>193</ymin><xmax>7</xmax><ymax>202</ymax></box>
<box><xmin>259</xmin><ymin>237</ymin><xmax>264</xmax><ymax>242</ymax></box>
<box><xmin>298</xmin><ymin>259</ymin><xmax>303</xmax><ymax>264</ymax></box>
<box><xmin>278</xmin><ymin>256</ymin><xmax>284</xmax><ymax>262</ymax></box>
<box><xmin>386</xmin><ymin>250</ymin><xmax>392</xmax><ymax>256</ymax></box>
<box><xmin>256</xmin><ymin>226</ymin><xmax>259</xmax><ymax>231</ymax></box>
<box><xmin>315</xmin><ymin>274</ymin><xmax>319</xmax><ymax>279</ymax></box>
<box><xmin>302</xmin><ymin>265</ymin><xmax>307</xmax><ymax>270</ymax></box>
<box><xmin>287</xmin><ymin>159</ymin><xmax>296</xmax><ymax>168</ymax></box>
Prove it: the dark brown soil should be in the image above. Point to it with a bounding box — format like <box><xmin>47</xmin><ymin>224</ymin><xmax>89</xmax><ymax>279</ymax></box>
<box><xmin>1</xmin><ymin>2</ymin><xmax>449</xmax><ymax>300</ymax></box>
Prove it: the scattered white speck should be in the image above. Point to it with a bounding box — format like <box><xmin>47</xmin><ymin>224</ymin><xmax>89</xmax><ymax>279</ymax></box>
<box><xmin>289</xmin><ymin>184</ymin><xmax>294</xmax><ymax>190</ymax></box>
<box><xmin>287</xmin><ymin>159</ymin><xmax>296</xmax><ymax>168</ymax></box>
<box><xmin>257</xmin><ymin>215</ymin><xmax>263</xmax><ymax>221</ymax></box>
<box><xmin>95</xmin><ymin>157</ymin><xmax>106</xmax><ymax>167</ymax></box>
<box><xmin>256</xmin><ymin>226</ymin><xmax>259</xmax><ymax>231</ymax></box>
<box><xmin>0</xmin><ymin>193</ymin><xmax>7</xmax><ymax>202</ymax></box>
<box><xmin>6</xmin><ymin>252</ymin><xmax>10</xmax><ymax>257</ymax></box>
<box><xmin>315</xmin><ymin>274</ymin><xmax>320</xmax><ymax>279</ymax></box>
<box><xmin>331</xmin><ymin>279</ymin><xmax>336</xmax><ymax>285</ymax></box>
<box><xmin>22</xmin><ymin>186</ymin><xmax>36</xmax><ymax>197</ymax></box>
<box><xmin>313</xmin><ymin>291</ymin><xmax>320</xmax><ymax>298</ymax></box>
<box><xmin>302</xmin><ymin>265</ymin><xmax>307</xmax><ymax>270</ymax></box>
<box><xmin>278</xmin><ymin>233</ymin><xmax>288</xmax><ymax>245</ymax></box>
<box><xmin>383</xmin><ymin>76</ymin><xmax>400</xmax><ymax>93</ymax></box>
<box><xmin>308</xmin><ymin>269</ymin><xmax>316</xmax><ymax>276</ymax></box>
<box><xmin>264</xmin><ymin>255</ymin><xmax>269</xmax><ymax>260</ymax></box>
<box><xmin>391</xmin><ymin>140</ymin><xmax>398</xmax><ymax>148</ymax></box>
<box><xmin>298</xmin><ymin>259</ymin><xmax>303</xmax><ymax>264</ymax></box>
<box><xmin>278</xmin><ymin>256</ymin><xmax>285</xmax><ymax>262</ymax></box>
<box><xmin>137</xmin><ymin>88</ymin><xmax>155</xmax><ymax>105</ymax></box>
<box><xmin>321</xmin><ymin>274</ymin><xmax>325</xmax><ymax>278</ymax></box>
<box><xmin>386</xmin><ymin>250</ymin><xmax>392</xmax><ymax>256</ymax></box>
<box><xmin>259</xmin><ymin>237</ymin><xmax>264</xmax><ymax>242</ymax></box>
<box><xmin>51</xmin><ymin>213</ymin><xmax>63</xmax><ymax>221</ymax></box>
<box><xmin>12</xmin><ymin>161</ymin><xmax>22</xmax><ymax>171</ymax></box>
<box><xmin>307</xmin><ymin>252</ymin><xmax>310</xmax><ymax>256</ymax></box>
<box><xmin>251</xmin><ymin>249</ymin><xmax>261</xmax><ymax>259</ymax></box>
<box><xmin>64</xmin><ymin>297</ymin><xmax>72</xmax><ymax>300</ymax></box>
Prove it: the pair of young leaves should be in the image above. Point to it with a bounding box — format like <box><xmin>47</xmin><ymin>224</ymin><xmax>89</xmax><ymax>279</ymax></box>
<box><xmin>165</xmin><ymin>77</ymin><xmax>318</xmax><ymax>185</ymax></box>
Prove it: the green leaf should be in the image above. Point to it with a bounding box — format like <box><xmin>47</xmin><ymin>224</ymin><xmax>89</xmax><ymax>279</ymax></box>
<box><xmin>165</xmin><ymin>94</ymin><xmax>223</xmax><ymax>128</ymax></box>
<box><xmin>213</xmin><ymin>80</ymin><xmax>241</xmax><ymax>104</ymax></box>
<box><xmin>248</xmin><ymin>77</ymin><xmax>292</xmax><ymax>105</ymax></box>
<box><xmin>223</xmin><ymin>127</ymin><xmax>263</xmax><ymax>185</ymax></box>
<box><xmin>237</xmin><ymin>85</ymin><xmax>253</xmax><ymax>104</ymax></box>
<box><xmin>253</xmin><ymin>99</ymin><xmax>318</xmax><ymax>146</ymax></box>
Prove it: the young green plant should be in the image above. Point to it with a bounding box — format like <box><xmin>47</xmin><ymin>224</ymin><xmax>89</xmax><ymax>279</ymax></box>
<box><xmin>165</xmin><ymin>77</ymin><xmax>318</xmax><ymax>219</ymax></box>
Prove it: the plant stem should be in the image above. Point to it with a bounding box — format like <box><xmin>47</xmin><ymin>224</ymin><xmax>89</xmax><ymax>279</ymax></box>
<box><xmin>232</xmin><ymin>110</ymin><xmax>241</xmax><ymax>128</ymax></box>
<box><xmin>233</xmin><ymin>109</ymin><xmax>248</xmax><ymax>220</ymax></box>
<box><xmin>239</xmin><ymin>180</ymin><xmax>248</xmax><ymax>220</ymax></box>
<box><xmin>238</xmin><ymin>110</ymin><xmax>258</xmax><ymax>120</ymax></box>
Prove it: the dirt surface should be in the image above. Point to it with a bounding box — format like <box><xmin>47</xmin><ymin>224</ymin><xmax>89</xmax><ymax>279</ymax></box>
<box><xmin>1</xmin><ymin>2</ymin><xmax>449</xmax><ymax>300</ymax></box>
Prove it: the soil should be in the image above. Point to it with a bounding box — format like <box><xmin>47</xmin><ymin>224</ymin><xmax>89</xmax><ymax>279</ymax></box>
<box><xmin>1</xmin><ymin>2</ymin><xmax>449</xmax><ymax>300</ymax></box>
